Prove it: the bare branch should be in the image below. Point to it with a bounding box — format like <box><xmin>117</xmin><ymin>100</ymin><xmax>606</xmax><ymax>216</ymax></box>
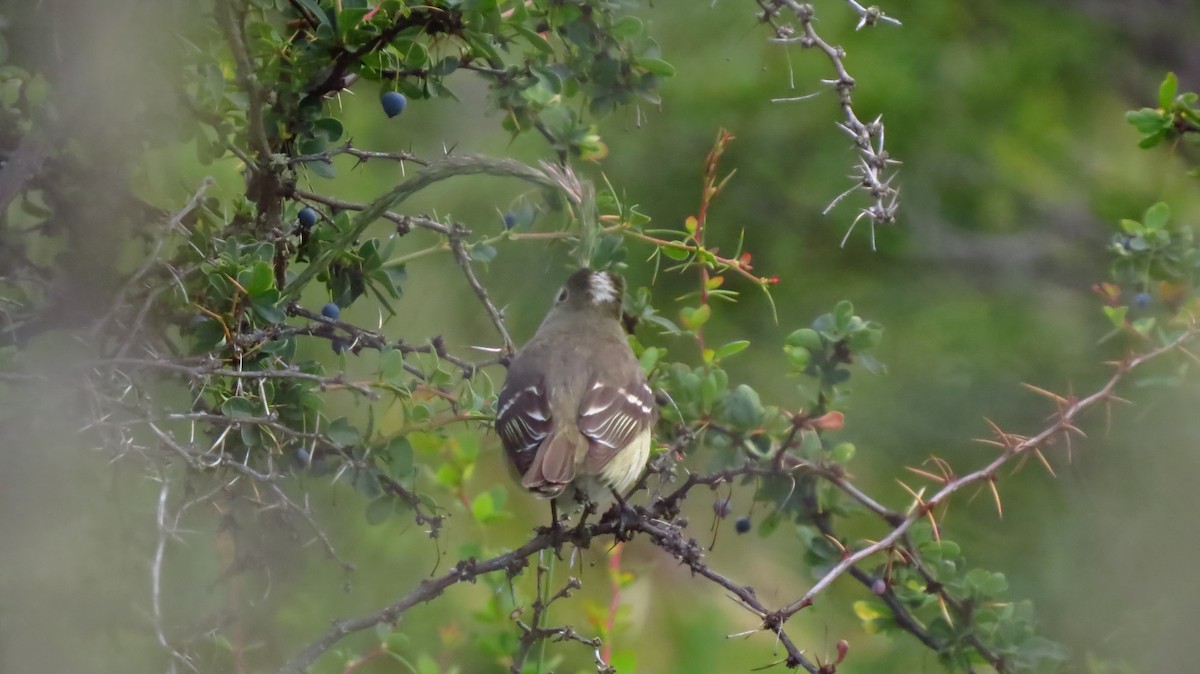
<box><xmin>777</xmin><ymin>329</ymin><xmax>1198</xmax><ymax>619</ymax></box>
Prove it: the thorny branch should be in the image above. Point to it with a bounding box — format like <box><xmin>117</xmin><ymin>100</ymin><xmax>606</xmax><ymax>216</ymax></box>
<box><xmin>448</xmin><ymin>222</ymin><xmax>516</xmax><ymax>353</ymax></box>
<box><xmin>758</xmin><ymin>0</ymin><xmax>902</xmax><ymax>248</ymax></box>
<box><xmin>510</xmin><ymin>564</ymin><xmax>604</xmax><ymax>674</ymax></box>
<box><xmin>281</xmin><ymin>153</ymin><xmax>581</xmax><ymax>299</ymax></box>
<box><xmin>215</xmin><ymin>0</ymin><xmax>270</xmax><ymax>161</ymax></box>
<box><xmin>43</xmin><ymin>2</ymin><xmax>1192</xmax><ymax>672</ymax></box>
<box><xmin>265</xmin><ymin>326</ymin><xmax>1194</xmax><ymax>674</ymax></box>
<box><xmin>778</xmin><ymin>328</ymin><xmax>1199</xmax><ymax>619</ymax></box>
<box><xmin>289</xmin><ymin>141</ymin><xmax>429</xmax><ymax>170</ymax></box>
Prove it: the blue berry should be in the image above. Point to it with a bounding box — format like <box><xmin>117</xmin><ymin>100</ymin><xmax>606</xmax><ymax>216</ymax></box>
<box><xmin>1134</xmin><ymin>292</ymin><xmax>1152</xmax><ymax>308</ymax></box>
<box><xmin>713</xmin><ymin>497</ymin><xmax>732</xmax><ymax>519</ymax></box>
<box><xmin>735</xmin><ymin>516</ymin><xmax>752</xmax><ymax>534</ymax></box>
<box><xmin>381</xmin><ymin>91</ymin><xmax>407</xmax><ymax>118</ymax></box>
<box><xmin>502</xmin><ymin>212</ymin><xmax>517</xmax><ymax>229</ymax></box>
<box><xmin>297</xmin><ymin>207</ymin><xmax>318</xmax><ymax>228</ymax></box>
<box><xmin>331</xmin><ymin>339</ymin><xmax>347</xmax><ymax>354</ymax></box>
<box><xmin>321</xmin><ymin>302</ymin><xmax>341</xmax><ymax>320</ymax></box>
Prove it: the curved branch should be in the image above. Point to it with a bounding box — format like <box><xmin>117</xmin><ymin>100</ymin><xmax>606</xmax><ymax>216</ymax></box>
<box><xmin>777</xmin><ymin>329</ymin><xmax>1198</xmax><ymax>620</ymax></box>
<box><xmin>282</xmin><ymin>155</ymin><xmax>582</xmax><ymax>301</ymax></box>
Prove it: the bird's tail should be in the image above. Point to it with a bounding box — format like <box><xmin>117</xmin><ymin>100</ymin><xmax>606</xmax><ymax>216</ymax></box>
<box><xmin>521</xmin><ymin>427</ymin><xmax>585</xmax><ymax>497</ymax></box>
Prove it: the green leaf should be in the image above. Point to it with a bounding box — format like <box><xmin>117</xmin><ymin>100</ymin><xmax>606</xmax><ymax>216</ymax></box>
<box><xmin>638</xmin><ymin>346</ymin><xmax>661</xmax><ymax>373</ymax></box>
<box><xmin>240</xmin><ymin>423</ymin><xmax>262</xmax><ymax>449</ymax></box>
<box><xmin>469</xmin><ymin>244</ymin><xmax>497</xmax><ymax>263</ymax></box>
<box><xmin>221</xmin><ymin>396</ymin><xmax>257</xmax><ymax>419</ymax></box>
<box><xmin>700</xmin><ymin>367</ymin><xmax>728</xmax><ymax>411</ymax></box>
<box><xmin>680</xmin><ymin>304</ymin><xmax>711</xmax><ymax>330</ymax></box>
<box><xmin>1159</xmin><ymin>71</ymin><xmax>1178</xmax><ymax>109</ymax></box>
<box><xmin>831</xmin><ymin>442</ymin><xmax>855</xmax><ymax>463</ymax></box>
<box><xmin>353</xmin><ymin>468</ymin><xmax>383</xmax><ymax>499</ymax></box>
<box><xmin>1118</xmin><ymin>218</ymin><xmax>1143</xmax><ymax>234</ymax></box>
<box><xmin>637</xmin><ymin>58</ymin><xmax>675</xmax><ymax>77</ymax></box>
<box><xmin>294</xmin><ymin>0</ymin><xmax>330</xmax><ymax>28</ymax></box>
<box><xmin>1126</xmin><ymin>108</ymin><xmax>1166</xmax><ymax>135</ymax></box>
<box><xmin>463</xmin><ymin>31</ymin><xmax>502</xmax><ymax>65</ymax></box>
<box><xmin>470</xmin><ymin>490</ymin><xmax>495</xmax><ymax>522</ymax></box>
<box><xmin>408</xmin><ymin>430</ymin><xmax>445</xmax><ymax>453</ymax></box>
<box><xmin>435</xmin><ymin>463</ymin><xmax>463</xmax><ymax>489</ymax></box>
<box><xmin>416</xmin><ymin>653</ymin><xmax>440</xmax><ymax>674</ymax></box>
<box><xmin>337</xmin><ymin>8</ymin><xmax>372</xmax><ymax>41</ymax></box>
<box><xmin>430</xmin><ymin>56</ymin><xmax>460</xmax><ymax>77</ymax></box>
<box><xmin>313</xmin><ymin>117</ymin><xmax>344</xmax><ymax>144</ymax></box>
<box><xmin>384</xmin><ymin>436</ymin><xmax>414</xmax><ymax>476</ymax></box>
<box><xmin>712</xmin><ymin>340</ymin><xmax>750</xmax><ymax>362</ymax></box>
<box><xmin>786</xmin><ymin>328</ymin><xmax>822</xmax><ymax>350</ymax></box>
<box><xmin>611</xmin><ymin>16</ymin><xmax>643</xmax><ymax>39</ymax></box>
<box><xmin>833</xmin><ymin>300</ymin><xmax>855</xmax><ymax>332</ymax></box>
<box><xmin>848</xmin><ymin>326</ymin><xmax>883</xmax><ymax>351</ymax></box>
<box><xmin>241</xmin><ymin>261</ymin><xmax>274</xmax><ymax>297</ymax></box>
<box><xmin>365</xmin><ymin>496</ymin><xmax>396</xmax><ymax>525</ymax></box>
<box><xmin>643</xmin><ymin>314</ymin><xmax>681</xmax><ymax>334</ymax></box>
<box><xmin>660</xmin><ymin>244</ymin><xmax>690</xmax><ymax>261</ymax></box>
<box><xmin>757</xmin><ymin>510</ymin><xmax>780</xmax><ymax>537</ymax></box>
<box><xmin>380</xmin><ymin>349</ymin><xmax>405</xmax><ymax>383</ymax></box>
<box><xmin>720</xmin><ymin>384</ymin><xmax>763</xmax><ymax>429</ymax></box>
<box><xmin>857</xmin><ymin>352</ymin><xmax>887</xmax><ymax>375</ymax></box>
<box><xmin>327</xmin><ymin>417</ymin><xmax>362</xmax><ymax>446</ymax></box>
<box><xmin>382</xmin><ymin>630</ymin><xmax>410</xmax><ymax>653</ymax></box>
<box><xmin>1102</xmin><ymin>305</ymin><xmax>1128</xmax><ymax>328</ymax></box>
<box><xmin>853</xmin><ymin>599</ymin><xmax>894</xmax><ymax>633</ymax></box>
<box><xmin>1137</xmin><ymin>133</ymin><xmax>1164</xmax><ymax>149</ymax></box>
<box><xmin>1143</xmin><ymin>201</ymin><xmax>1170</xmax><ymax>230</ymax></box>
<box><xmin>251</xmin><ymin>297</ymin><xmax>286</xmax><ymax>324</ymax></box>
<box><xmin>785</xmin><ymin>345</ymin><xmax>810</xmax><ymax>370</ymax></box>
<box><xmin>510</xmin><ymin>23</ymin><xmax>555</xmax><ymax>55</ymax></box>
<box><xmin>1014</xmin><ymin>637</ymin><xmax>1069</xmax><ymax>667</ymax></box>
<box><xmin>965</xmin><ymin>569</ymin><xmax>1008</xmax><ymax>598</ymax></box>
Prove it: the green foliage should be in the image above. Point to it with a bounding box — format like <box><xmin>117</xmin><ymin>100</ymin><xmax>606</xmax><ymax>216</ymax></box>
<box><xmin>1125</xmin><ymin>72</ymin><xmax>1200</xmax><ymax>156</ymax></box>
<box><xmin>6</xmin><ymin>2</ymin><xmax>1200</xmax><ymax>674</ymax></box>
<box><xmin>1103</xmin><ymin>75</ymin><xmax>1200</xmax><ymax>346</ymax></box>
<box><xmin>854</xmin><ymin>523</ymin><xmax>1069</xmax><ymax>671</ymax></box>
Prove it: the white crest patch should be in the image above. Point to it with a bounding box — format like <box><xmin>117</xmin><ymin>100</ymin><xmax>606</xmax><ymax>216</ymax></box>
<box><xmin>589</xmin><ymin>271</ymin><xmax>619</xmax><ymax>303</ymax></box>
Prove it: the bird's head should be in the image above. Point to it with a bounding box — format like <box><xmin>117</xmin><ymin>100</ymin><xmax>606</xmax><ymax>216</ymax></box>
<box><xmin>545</xmin><ymin>268</ymin><xmax>624</xmax><ymax>321</ymax></box>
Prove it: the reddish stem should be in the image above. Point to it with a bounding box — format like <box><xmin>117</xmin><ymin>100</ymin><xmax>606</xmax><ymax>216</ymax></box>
<box><xmin>602</xmin><ymin>542</ymin><xmax>623</xmax><ymax>664</ymax></box>
<box><xmin>692</xmin><ymin>129</ymin><xmax>736</xmax><ymax>356</ymax></box>
<box><xmin>340</xmin><ymin>645</ymin><xmax>385</xmax><ymax>674</ymax></box>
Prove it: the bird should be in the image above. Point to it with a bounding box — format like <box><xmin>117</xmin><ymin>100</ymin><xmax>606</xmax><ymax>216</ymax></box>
<box><xmin>495</xmin><ymin>268</ymin><xmax>656</xmax><ymax>509</ymax></box>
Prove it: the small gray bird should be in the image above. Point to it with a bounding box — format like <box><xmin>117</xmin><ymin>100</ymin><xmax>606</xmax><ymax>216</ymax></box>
<box><xmin>496</xmin><ymin>268</ymin><xmax>656</xmax><ymax>503</ymax></box>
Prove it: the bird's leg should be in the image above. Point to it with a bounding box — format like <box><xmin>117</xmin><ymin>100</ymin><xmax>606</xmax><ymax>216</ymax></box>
<box><xmin>547</xmin><ymin>499</ymin><xmax>569</xmax><ymax>559</ymax></box>
<box><xmin>571</xmin><ymin>496</ymin><xmax>599</xmax><ymax>539</ymax></box>
<box><xmin>608</xmin><ymin>488</ymin><xmax>635</xmax><ymax>541</ymax></box>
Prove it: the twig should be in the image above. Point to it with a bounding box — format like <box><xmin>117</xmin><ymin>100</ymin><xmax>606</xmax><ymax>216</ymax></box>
<box><xmin>106</xmin><ymin>356</ymin><xmax>378</xmax><ymax>397</ymax></box>
<box><xmin>277</xmin><ymin>493</ymin><xmax>821</xmax><ymax>674</ymax></box>
<box><xmin>94</xmin><ymin>178</ymin><xmax>212</xmax><ymax>348</ymax></box>
<box><xmin>759</xmin><ymin>0</ymin><xmax>901</xmax><ymax>247</ymax></box>
<box><xmin>290</xmin><ymin>141</ymin><xmax>429</xmax><ymax>168</ymax></box>
<box><xmin>216</xmin><ymin>0</ymin><xmax>271</xmax><ymax>160</ymax></box>
<box><xmin>291</xmin><ymin>188</ymin><xmax>450</xmax><ymax>235</ymax></box>
<box><xmin>447</xmin><ymin>223</ymin><xmax>515</xmax><ymax>352</ymax></box>
<box><xmin>776</xmin><ymin>329</ymin><xmax>1197</xmax><ymax>619</ymax></box>
<box><xmin>283</xmin><ymin>155</ymin><xmax>582</xmax><ymax>300</ymax></box>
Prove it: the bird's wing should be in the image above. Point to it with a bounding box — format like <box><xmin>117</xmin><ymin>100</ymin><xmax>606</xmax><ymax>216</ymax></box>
<box><xmin>496</xmin><ymin>374</ymin><xmax>553</xmax><ymax>479</ymax></box>
<box><xmin>577</xmin><ymin>378</ymin><xmax>656</xmax><ymax>475</ymax></box>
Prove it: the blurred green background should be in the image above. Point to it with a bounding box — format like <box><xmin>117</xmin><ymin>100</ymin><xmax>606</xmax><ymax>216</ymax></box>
<box><xmin>2</xmin><ymin>1</ymin><xmax>1200</xmax><ymax>672</ymax></box>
